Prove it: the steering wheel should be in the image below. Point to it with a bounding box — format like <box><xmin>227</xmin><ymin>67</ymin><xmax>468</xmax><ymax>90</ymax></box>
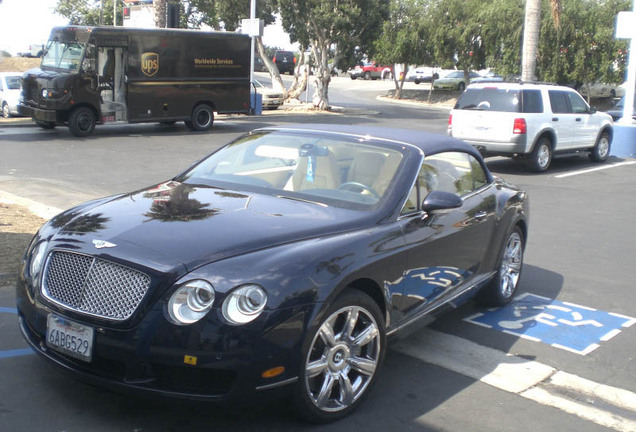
<box><xmin>337</xmin><ymin>182</ymin><xmax>381</xmax><ymax>199</ymax></box>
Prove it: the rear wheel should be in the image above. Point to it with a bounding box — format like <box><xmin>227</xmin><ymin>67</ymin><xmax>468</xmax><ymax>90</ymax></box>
<box><xmin>186</xmin><ymin>104</ymin><xmax>214</xmax><ymax>131</ymax></box>
<box><xmin>68</xmin><ymin>107</ymin><xmax>96</xmax><ymax>137</ymax></box>
<box><xmin>527</xmin><ymin>137</ymin><xmax>552</xmax><ymax>172</ymax></box>
<box><xmin>363</xmin><ymin>71</ymin><xmax>371</xmax><ymax>80</ymax></box>
<box><xmin>476</xmin><ymin>227</ymin><xmax>524</xmax><ymax>306</ymax></box>
<box><xmin>589</xmin><ymin>131</ymin><xmax>611</xmax><ymax>162</ymax></box>
<box><xmin>294</xmin><ymin>290</ymin><xmax>385</xmax><ymax>423</ymax></box>
<box><xmin>458</xmin><ymin>82</ymin><xmax>465</xmax><ymax>91</ymax></box>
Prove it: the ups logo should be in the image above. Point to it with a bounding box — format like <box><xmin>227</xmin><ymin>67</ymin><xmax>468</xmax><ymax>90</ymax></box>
<box><xmin>141</xmin><ymin>52</ymin><xmax>159</xmax><ymax>77</ymax></box>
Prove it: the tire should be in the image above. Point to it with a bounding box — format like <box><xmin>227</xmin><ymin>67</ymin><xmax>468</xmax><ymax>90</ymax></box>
<box><xmin>187</xmin><ymin>104</ymin><xmax>214</xmax><ymax>131</ymax></box>
<box><xmin>610</xmin><ymin>89</ymin><xmax>616</xmax><ymax>98</ymax></box>
<box><xmin>350</xmin><ymin>76</ymin><xmax>357</xmax><ymax>80</ymax></box>
<box><xmin>458</xmin><ymin>82</ymin><xmax>465</xmax><ymax>91</ymax></box>
<box><xmin>35</xmin><ymin>120</ymin><xmax>56</xmax><ymax>129</ymax></box>
<box><xmin>414</xmin><ymin>79</ymin><xmax>421</xmax><ymax>85</ymax></box>
<box><xmin>68</xmin><ymin>107</ymin><xmax>96</xmax><ymax>137</ymax></box>
<box><xmin>589</xmin><ymin>131</ymin><xmax>611</xmax><ymax>162</ymax></box>
<box><xmin>2</xmin><ymin>102</ymin><xmax>10</xmax><ymax>118</ymax></box>
<box><xmin>476</xmin><ymin>227</ymin><xmax>524</xmax><ymax>307</ymax></box>
<box><xmin>294</xmin><ymin>290</ymin><xmax>385</xmax><ymax>423</ymax></box>
<box><xmin>363</xmin><ymin>71</ymin><xmax>371</xmax><ymax>80</ymax></box>
<box><xmin>527</xmin><ymin>137</ymin><xmax>552</xmax><ymax>172</ymax></box>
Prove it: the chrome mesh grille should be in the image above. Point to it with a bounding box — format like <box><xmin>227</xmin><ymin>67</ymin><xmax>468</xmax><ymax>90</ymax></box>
<box><xmin>43</xmin><ymin>250</ymin><xmax>151</xmax><ymax>321</ymax></box>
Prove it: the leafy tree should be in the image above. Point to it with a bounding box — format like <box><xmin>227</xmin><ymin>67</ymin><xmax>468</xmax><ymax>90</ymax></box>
<box><xmin>278</xmin><ymin>0</ymin><xmax>389</xmax><ymax>109</ymax></box>
<box><xmin>374</xmin><ymin>0</ymin><xmax>433</xmax><ymax>99</ymax></box>
<box><xmin>55</xmin><ymin>0</ymin><xmax>121</xmax><ymax>26</ymax></box>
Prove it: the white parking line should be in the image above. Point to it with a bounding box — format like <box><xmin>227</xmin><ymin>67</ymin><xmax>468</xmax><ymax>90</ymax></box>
<box><xmin>393</xmin><ymin>328</ymin><xmax>636</xmax><ymax>432</ymax></box>
<box><xmin>555</xmin><ymin>161</ymin><xmax>636</xmax><ymax>178</ymax></box>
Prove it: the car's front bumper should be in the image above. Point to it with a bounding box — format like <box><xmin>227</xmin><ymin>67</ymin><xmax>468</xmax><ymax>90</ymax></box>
<box><xmin>18</xmin><ymin>103</ymin><xmax>58</xmax><ymax>122</ymax></box>
<box><xmin>16</xmin><ymin>276</ymin><xmax>314</xmax><ymax>401</ymax></box>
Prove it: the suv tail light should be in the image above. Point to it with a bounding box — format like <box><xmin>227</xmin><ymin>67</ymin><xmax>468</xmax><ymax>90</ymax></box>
<box><xmin>272</xmin><ymin>56</ymin><xmax>276</xmax><ymax>63</ymax></box>
<box><xmin>447</xmin><ymin>114</ymin><xmax>453</xmax><ymax>134</ymax></box>
<box><xmin>513</xmin><ymin>118</ymin><xmax>527</xmax><ymax>134</ymax></box>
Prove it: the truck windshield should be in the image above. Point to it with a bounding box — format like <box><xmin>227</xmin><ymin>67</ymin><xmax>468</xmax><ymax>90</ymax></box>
<box><xmin>41</xmin><ymin>40</ymin><xmax>85</xmax><ymax>72</ymax></box>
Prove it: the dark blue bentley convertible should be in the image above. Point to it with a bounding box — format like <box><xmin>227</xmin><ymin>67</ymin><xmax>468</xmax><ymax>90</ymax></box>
<box><xmin>17</xmin><ymin>125</ymin><xmax>528</xmax><ymax>422</ymax></box>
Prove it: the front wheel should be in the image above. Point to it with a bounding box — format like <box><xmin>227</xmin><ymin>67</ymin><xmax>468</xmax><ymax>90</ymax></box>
<box><xmin>527</xmin><ymin>137</ymin><xmax>552</xmax><ymax>172</ymax></box>
<box><xmin>68</xmin><ymin>107</ymin><xmax>96</xmax><ymax>137</ymax></box>
<box><xmin>476</xmin><ymin>227</ymin><xmax>524</xmax><ymax>306</ymax></box>
<box><xmin>186</xmin><ymin>104</ymin><xmax>214</xmax><ymax>131</ymax></box>
<box><xmin>294</xmin><ymin>290</ymin><xmax>385</xmax><ymax>423</ymax></box>
<box><xmin>589</xmin><ymin>131</ymin><xmax>611</xmax><ymax>162</ymax></box>
<box><xmin>458</xmin><ymin>82</ymin><xmax>466</xmax><ymax>91</ymax></box>
<box><xmin>363</xmin><ymin>71</ymin><xmax>371</xmax><ymax>80</ymax></box>
<box><xmin>2</xmin><ymin>102</ymin><xmax>10</xmax><ymax>118</ymax></box>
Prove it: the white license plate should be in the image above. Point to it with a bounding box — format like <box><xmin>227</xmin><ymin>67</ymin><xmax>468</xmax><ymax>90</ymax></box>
<box><xmin>46</xmin><ymin>314</ymin><xmax>94</xmax><ymax>362</ymax></box>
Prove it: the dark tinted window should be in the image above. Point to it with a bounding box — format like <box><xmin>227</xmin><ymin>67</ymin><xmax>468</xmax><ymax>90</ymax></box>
<box><xmin>455</xmin><ymin>88</ymin><xmax>521</xmax><ymax>112</ymax></box>
<box><xmin>567</xmin><ymin>92</ymin><xmax>589</xmax><ymax>114</ymax></box>
<box><xmin>549</xmin><ymin>91</ymin><xmax>570</xmax><ymax>113</ymax></box>
<box><xmin>521</xmin><ymin>89</ymin><xmax>543</xmax><ymax>113</ymax></box>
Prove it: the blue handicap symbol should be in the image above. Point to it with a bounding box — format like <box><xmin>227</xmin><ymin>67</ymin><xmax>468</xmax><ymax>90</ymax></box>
<box><xmin>0</xmin><ymin>306</ymin><xmax>34</xmax><ymax>359</ymax></box>
<box><xmin>464</xmin><ymin>293</ymin><xmax>636</xmax><ymax>355</ymax></box>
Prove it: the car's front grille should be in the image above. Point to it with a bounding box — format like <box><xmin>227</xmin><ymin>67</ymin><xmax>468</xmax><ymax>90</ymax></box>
<box><xmin>42</xmin><ymin>250</ymin><xmax>151</xmax><ymax>321</ymax></box>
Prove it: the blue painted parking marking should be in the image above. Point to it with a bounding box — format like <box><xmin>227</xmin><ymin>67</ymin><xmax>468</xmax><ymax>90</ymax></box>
<box><xmin>464</xmin><ymin>293</ymin><xmax>636</xmax><ymax>355</ymax></box>
<box><xmin>0</xmin><ymin>306</ymin><xmax>34</xmax><ymax>359</ymax></box>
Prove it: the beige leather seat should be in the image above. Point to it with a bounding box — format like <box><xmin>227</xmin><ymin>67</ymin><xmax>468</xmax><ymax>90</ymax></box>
<box><xmin>286</xmin><ymin>150</ymin><xmax>341</xmax><ymax>191</ymax></box>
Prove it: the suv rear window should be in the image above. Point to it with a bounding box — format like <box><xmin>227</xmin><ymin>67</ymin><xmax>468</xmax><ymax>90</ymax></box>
<box><xmin>455</xmin><ymin>88</ymin><xmax>544</xmax><ymax>113</ymax></box>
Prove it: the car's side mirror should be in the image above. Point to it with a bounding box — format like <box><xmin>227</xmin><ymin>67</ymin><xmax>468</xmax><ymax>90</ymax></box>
<box><xmin>421</xmin><ymin>190</ymin><xmax>463</xmax><ymax>213</ymax></box>
<box><xmin>590</xmin><ymin>107</ymin><xmax>597</xmax><ymax>114</ymax></box>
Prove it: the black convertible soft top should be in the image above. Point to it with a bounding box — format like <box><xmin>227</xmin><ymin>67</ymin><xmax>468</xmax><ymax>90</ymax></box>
<box><xmin>258</xmin><ymin>124</ymin><xmax>483</xmax><ymax>161</ymax></box>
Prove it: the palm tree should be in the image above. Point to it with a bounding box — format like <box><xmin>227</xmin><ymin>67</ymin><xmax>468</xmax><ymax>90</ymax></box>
<box><xmin>154</xmin><ymin>0</ymin><xmax>167</xmax><ymax>28</ymax></box>
<box><xmin>521</xmin><ymin>0</ymin><xmax>561</xmax><ymax>81</ymax></box>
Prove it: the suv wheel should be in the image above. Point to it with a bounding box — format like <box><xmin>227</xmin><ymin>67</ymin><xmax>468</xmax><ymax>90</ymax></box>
<box><xmin>527</xmin><ymin>137</ymin><xmax>552</xmax><ymax>172</ymax></box>
<box><xmin>589</xmin><ymin>131</ymin><xmax>611</xmax><ymax>162</ymax></box>
<box><xmin>458</xmin><ymin>82</ymin><xmax>465</xmax><ymax>91</ymax></box>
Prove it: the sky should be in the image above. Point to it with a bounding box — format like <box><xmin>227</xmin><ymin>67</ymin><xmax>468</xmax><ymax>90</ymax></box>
<box><xmin>0</xmin><ymin>0</ymin><xmax>296</xmax><ymax>56</ymax></box>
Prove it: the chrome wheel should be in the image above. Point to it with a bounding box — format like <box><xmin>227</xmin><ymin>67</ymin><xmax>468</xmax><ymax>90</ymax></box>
<box><xmin>597</xmin><ymin>137</ymin><xmax>610</xmax><ymax>159</ymax></box>
<box><xmin>537</xmin><ymin>144</ymin><xmax>550</xmax><ymax>169</ymax></box>
<box><xmin>590</xmin><ymin>132</ymin><xmax>611</xmax><ymax>162</ymax></box>
<box><xmin>2</xmin><ymin>102</ymin><xmax>9</xmax><ymax>118</ymax></box>
<box><xmin>499</xmin><ymin>231</ymin><xmax>523</xmax><ymax>299</ymax></box>
<box><xmin>304</xmin><ymin>304</ymin><xmax>381</xmax><ymax>413</ymax></box>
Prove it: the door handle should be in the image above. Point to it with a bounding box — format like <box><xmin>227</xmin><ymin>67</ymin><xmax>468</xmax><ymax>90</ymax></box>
<box><xmin>473</xmin><ymin>211</ymin><xmax>488</xmax><ymax>221</ymax></box>
<box><xmin>575</xmin><ymin>118</ymin><xmax>582</xmax><ymax>122</ymax></box>
<box><xmin>552</xmin><ymin>117</ymin><xmax>559</xmax><ymax>122</ymax></box>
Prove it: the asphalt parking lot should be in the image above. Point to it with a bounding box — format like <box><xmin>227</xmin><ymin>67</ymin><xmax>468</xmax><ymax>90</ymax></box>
<box><xmin>1</xmin><ymin>113</ymin><xmax>635</xmax><ymax>431</ymax></box>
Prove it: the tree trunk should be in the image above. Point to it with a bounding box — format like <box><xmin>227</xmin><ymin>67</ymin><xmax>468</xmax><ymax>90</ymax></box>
<box><xmin>392</xmin><ymin>64</ymin><xmax>405</xmax><ymax>99</ymax></box>
<box><xmin>154</xmin><ymin>0</ymin><xmax>167</xmax><ymax>28</ymax></box>
<box><xmin>255</xmin><ymin>37</ymin><xmax>287</xmax><ymax>97</ymax></box>
<box><xmin>287</xmin><ymin>51</ymin><xmax>309</xmax><ymax>100</ymax></box>
<box><xmin>310</xmin><ymin>39</ymin><xmax>331</xmax><ymax>110</ymax></box>
<box><xmin>522</xmin><ymin>0</ymin><xmax>541</xmax><ymax>82</ymax></box>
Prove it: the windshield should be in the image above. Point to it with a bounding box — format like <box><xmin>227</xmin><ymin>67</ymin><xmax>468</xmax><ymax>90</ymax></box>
<box><xmin>41</xmin><ymin>40</ymin><xmax>85</xmax><ymax>72</ymax></box>
<box><xmin>4</xmin><ymin>76</ymin><xmax>21</xmax><ymax>90</ymax></box>
<box><xmin>176</xmin><ymin>131</ymin><xmax>406</xmax><ymax>211</ymax></box>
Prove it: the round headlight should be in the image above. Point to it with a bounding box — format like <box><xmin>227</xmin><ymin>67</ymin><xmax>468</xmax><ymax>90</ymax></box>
<box><xmin>222</xmin><ymin>284</ymin><xmax>267</xmax><ymax>325</ymax></box>
<box><xmin>167</xmin><ymin>280</ymin><xmax>215</xmax><ymax>325</ymax></box>
<box><xmin>30</xmin><ymin>241</ymin><xmax>48</xmax><ymax>278</ymax></box>
<box><xmin>41</xmin><ymin>89</ymin><xmax>48</xmax><ymax>98</ymax></box>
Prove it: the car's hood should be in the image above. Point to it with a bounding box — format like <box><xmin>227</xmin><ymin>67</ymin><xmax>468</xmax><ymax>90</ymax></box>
<box><xmin>49</xmin><ymin>181</ymin><xmax>375</xmax><ymax>271</ymax></box>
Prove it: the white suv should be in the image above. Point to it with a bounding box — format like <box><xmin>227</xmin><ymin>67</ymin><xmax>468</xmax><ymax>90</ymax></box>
<box><xmin>448</xmin><ymin>82</ymin><xmax>613</xmax><ymax>172</ymax></box>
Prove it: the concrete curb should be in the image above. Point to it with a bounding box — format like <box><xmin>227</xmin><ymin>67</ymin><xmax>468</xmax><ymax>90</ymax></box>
<box><xmin>376</xmin><ymin>95</ymin><xmax>454</xmax><ymax>111</ymax></box>
<box><xmin>0</xmin><ymin>190</ymin><xmax>62</xmax><ymax>220</ymax></box>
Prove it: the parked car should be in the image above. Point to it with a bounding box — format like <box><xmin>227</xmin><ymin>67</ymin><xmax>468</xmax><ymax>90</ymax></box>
<box><xmin>253</xmin><ymin>79</ymin><xmax>283</xmax><ymax>109</ymax></box>
<box><xmin>254</xmin><ymin>55</ymin><xmax>268</xmax><ymax>72</ymax></box>
<box><xmin>407</xmin><ymin>66</ymin><xmax>440</xmax><ymax>84</ymax></box>
<box><xmin>579</xmin><ymin>82</ymin><xmax>625</xmax><ymax>99</ymax></box>
<box><xmin>272</xmin><ymin>50</ymin><xmax>296</xmax><ymax>74</ymax></box>
<box><xmin>470</xmin><ymin>72</ymin><xmax>504</xmax><ymax>84</ymax></box>
<box><xmin>605</xmin><ymin>93</ymin><xmax>636</xmax><ymax>121</ymax></box>
<box><xmin>448</xmin><ymin>82</ymin><xmax>614</xmax><ymax>172</ymax></box>
<box><xmin>17</xmin><ymin>124</ymin><xmax>528</xmax><ymax>423</ymax></box>
<box><xmin>18</xmin><ymin>42</ymin><xmax>45</xmax><ymax>58</ymax></box>
<box><xmin>0</xmin><ymin>72</ymin><xmax>23</xmax><ymax>118</ymax></box>
<box><xmin>347</xmin><ymin>62</ymin><xmax>392</xmax><ymax>80</ymax></box>
<box><xmin>433</xmin><ymin>70</ymin><xmax>480</xmax><ymax>91</ymax></box>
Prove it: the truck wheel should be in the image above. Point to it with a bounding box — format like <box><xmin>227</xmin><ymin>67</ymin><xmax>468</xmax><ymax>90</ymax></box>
<box><xmin>2</xmin><ymin>102</ymin><xmax>10</xmax><ymax>118</ymax></box>
<box><xmin>363</xmin><ymin>71</ymin><xmax>371</xmax><ymax>80</ymax></box>
<box><xmin>589</xmin><ymin>131</ymin><xmax>611</xmax><ymax>162</ymax></box>
<box><xmin>187</xmin><ymin>104</ymin><xmax>214</xmax><ymax>131</ymax></box>
<box><xmin>527</xmin><ymin>137</ymin><xmax>552</xmax><ymax>172</ymax></box>
<box><xmin>35</xmin><ymin>121</ymin><xmax>56</xmax><ymax>129</ymax></box>
<box><xmin>68</xmin><ymin>107</ymin><xmax>96</xmax><ymax>137</ymax></box>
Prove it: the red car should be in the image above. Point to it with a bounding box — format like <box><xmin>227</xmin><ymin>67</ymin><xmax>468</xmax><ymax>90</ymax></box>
<box><xmin>348</xmin><ymin>62</ymin><xmax>392</xmax><ymax>80</ymax></box>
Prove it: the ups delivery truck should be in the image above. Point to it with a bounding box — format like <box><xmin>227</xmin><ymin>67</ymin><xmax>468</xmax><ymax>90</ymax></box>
<box><xmin>19</xmin><ymin>26</ymin><xmax>251</xmax><ymax>136</ymax></box>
